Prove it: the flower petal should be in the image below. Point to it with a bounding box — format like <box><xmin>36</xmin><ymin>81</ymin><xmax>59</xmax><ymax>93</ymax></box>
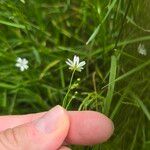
<box><xmin>66</xmin><ymin>61</ymin><xmax>72</xmax><ymax>66</ymax></box>
<box><xmin>73</xmin><ymin>55</ymin><xmax>79</xmax><ymax>65</ymax></box>
<box><xmin>66</xmin><ymin>59</ymin><xmax>73</xmax><ymax>66</ymax></box>
<box><xmin>73</xmin><ymin>55</ymin><xmax>77</xmax><ymax>61</ymax></box>
<box><xmin>20</xmin><ymin>66</ymin><xmax>25</xmax><ymax>71</ymax></box>
<box><xmin>24</xmin><ymin>65</ymin><xmax>29</xmax><ymax>70</ymax></box>
<box><xmin>22</xmin><ymin>58</ymin><xmax>28</xmax><ymax>65</ymax></box>
<box><xmin>15</xmin><ymin>63</ymin><xmax>21</xmax><ymax>67</ymax></box>
<box><xmin>75</xmin><ymin>56</ymin><xmax>79</xmax><ymax>65</ymax></box>
<box><xmin>16</xmin><ymin>57</ymin><xmax>22</xmax><ymax>63</ymax></box>
<box><xmin>78</xmin><ymin>61</ymin><xmax>86</xmax><ymax>67</ymax></box>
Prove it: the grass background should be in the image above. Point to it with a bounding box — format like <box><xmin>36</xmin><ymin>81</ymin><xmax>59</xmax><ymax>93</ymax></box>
<box><xmin>0</xmin><ymin>0</ymin><xmax>150</xmax><ymax>149</ymax></box>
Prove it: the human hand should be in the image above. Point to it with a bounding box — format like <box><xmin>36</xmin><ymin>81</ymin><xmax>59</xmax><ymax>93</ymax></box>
<box><xmin>0</xmin><ymin>105</ymin><xmax>114</xmax><ymax>150</ymax></box>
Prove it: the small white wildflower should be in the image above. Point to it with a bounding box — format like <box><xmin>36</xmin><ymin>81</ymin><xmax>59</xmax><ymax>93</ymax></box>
<box><xmin>138</xmin><ymin>44</ymin><xmax>147</xmax><ymax>56</ymax></box>
<box><xmin>77</xmin><ymin>78</ymin><xmax>81</xmax><ymax>81</ymax></box>
<box><xmin>15</xmin><ymin>57</ymin><xmax>29</xmax><ymax>71</ymax></box>
<box><xmin>66</xmin><ymin>55</ymin><xmax>86</xmax><ymax>72</ymax></box>
<box><xmin>75</xmin><ymin>91</ymin><xmax>78</xmax><ymax>94</ymax></box>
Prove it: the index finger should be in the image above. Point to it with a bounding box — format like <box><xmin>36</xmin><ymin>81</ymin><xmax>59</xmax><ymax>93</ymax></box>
<box><xmin>0</xmin><ymin>111</ymin><xmax>114</xmax><ymax>145</ymax></box>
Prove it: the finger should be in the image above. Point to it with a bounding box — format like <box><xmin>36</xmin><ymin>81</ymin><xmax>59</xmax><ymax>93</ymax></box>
<box><xmin>0</xmin><ymin>110</ymin><xmax>114</xmax><ymax>145</ymax></box>
<box><xmin>0</xmin><ymin>106</ymin><xmax>69</xmax><ymax>150</ymax></box>
<box><xmin>66</xmin><ymin>111</ymin><xmax>114</xmax><ymax>145</ymax></box>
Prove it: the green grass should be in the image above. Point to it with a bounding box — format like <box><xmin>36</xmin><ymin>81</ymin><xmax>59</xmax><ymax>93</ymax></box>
<box><xmin>0</xmin><ymin>0</ymin><xmax>150</xmax><ymax>149</ymax></box>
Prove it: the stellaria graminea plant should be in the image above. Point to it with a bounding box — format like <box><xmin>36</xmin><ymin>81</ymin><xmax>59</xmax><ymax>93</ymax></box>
<box><xmin>63</xmin><ymin>55</ymin><xmax>86</xmax><ymax>107</ymax></box>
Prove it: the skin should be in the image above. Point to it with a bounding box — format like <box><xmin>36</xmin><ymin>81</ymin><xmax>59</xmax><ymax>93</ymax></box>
<box><xmin>0</xmin><ymin>107</ymin><xmax>114</xmax><ymax>150</ymax></box>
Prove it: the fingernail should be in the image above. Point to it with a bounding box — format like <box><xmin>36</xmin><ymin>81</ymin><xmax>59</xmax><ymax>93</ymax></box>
<box><xmin>59</xmin><ymin>146</ymin><xmax>71</xmax><ymax>150</ymax></box>
<box><xmin>111</xmin><ymin>121</ymin><xmax>115</xmax><ymax>134</ymax></box>
<box><xmin>34</xmin><ymin>105</ymin><xmax>66</xmax><ymax>133</ymax></box>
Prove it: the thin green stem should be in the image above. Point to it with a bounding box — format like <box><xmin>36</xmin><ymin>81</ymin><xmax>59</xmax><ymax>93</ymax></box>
<box><xmin>62</xmin><ymin>70</ymin><xmax>75</xmax><ymax>108</ymax></box>
<box><xmin>113</xmin><ymin>0</ymin><xmax>132</xmax><ymax>50</ymax></box>
<box><xmin>66</xmin><ymin>97</ymin><xmax>74</xmax><ymax>109</ymax></box>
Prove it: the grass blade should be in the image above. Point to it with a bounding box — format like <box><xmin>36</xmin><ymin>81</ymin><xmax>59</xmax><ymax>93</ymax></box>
<box><xmin>103</xmin><ymin>55</ymin><xmax>117</xmax><ymax>115</ymax></box>
<box><xmin>0</xmin><ymin>83</ymin><xmax>16</xmax><ymax>89</ymax></box>
<box><xmin>86</xmin><ymin>0</ymin><xmax>117</xmax><ymax>45</ymax></box>
<box><xmin>39</xmin><ymin>60</ymin><xmax>60</xmax><ymax>80</ymax></box>
<box><xmin>102</xmin><ymin>59</ymin><xmax>150</xmax><ymax>89</ymax></box>
<box><xmin>131</xmin><ymin>93</ymin><xmax>150</xmax><ymax>121</ymax></box>
<box><xmin>86</xmin><ymin>25</ymin><xmax>100</xmax><ymax>45</ymax></box>
<box><xmin>0</xmin><ymin>20</ymin><xmax>25</xmax><ymax>29</ymax></box>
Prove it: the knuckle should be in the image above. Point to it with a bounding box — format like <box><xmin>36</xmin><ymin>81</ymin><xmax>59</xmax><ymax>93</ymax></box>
<box><xmin>0</xmin><ymin>124</ymin><xmax>41</xmax><ymax>150</ymax></box>
<box><xmin>0</xmin><ymin>128</ymin><xmax>19</xmax><ymax>150</ymax></box>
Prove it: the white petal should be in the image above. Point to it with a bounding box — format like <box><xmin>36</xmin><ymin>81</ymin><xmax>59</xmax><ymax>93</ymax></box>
<box><xmin>66</xmin><ymin>59</ymin><xmax>73</xmax><ymax>66</ymax></box>
<box><xmin>66</xmin><ymin>61</ymin><xmax>72</xmax><ymax>66</ymax></box>
<box><xmin>67</xmin><ymin>59</ymin><xmax>73</xmax><ymax>63</ymax></box>
<box><xmin>75</xmin><ymin>56</ymin><xmax>79</xmax><ymax>65</ymax></box>
<box><xmin>78</xmin><ymin>61</ymin><xmax>86</xmax><ymax>67</ymax></box>
<box><xmin>140</xmin><ymin>49</ymin><xmax>147</xmax><ymax>55</ymax></box>
<box><xmin>15</xmin><ymin>63</ymin><xmax>21</xmax><ymax>67</ymax></box>
<box><xmin>73</xmin><ymin>55</ymin><xmax>79</xmax><ymax>65</ymax></box>
<box><xmin>73</xmin><ymin>55</ymin><xmax>77</xmax><ymax>60</ymax></box>
<box><xmin>24</xmin><ymin>65</ymin><xmax>29</xmax><ymax>70</ymax></box>
<box><xmin>20</xmin><ymin>66</ymin><xmax>25</xmax><ymax>71</ymax></box>
<box><xmin>73</xmin><ymin>55</ymin><xmax>77</xmax><ymax>63</ymax></box>
<box><xmin>22</xmin><ymin>58</ymin><xmax>28</xmax><ymax>65</ymax></box>
<box><xmin>16</xmin><ymin>57</ymin><xmax>22</xmax><ymax>63</ymax></box>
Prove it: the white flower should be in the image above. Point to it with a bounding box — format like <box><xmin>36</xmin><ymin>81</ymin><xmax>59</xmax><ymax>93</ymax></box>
<box><xmin>138</xmin><ymin>44</ymin><xmax>147</xmax><ymax>56</ymax></box>
<box><xmin>66</xmin><ymin>55</ymin><xmax>86</xmax><ymax>72</ymax></box>
<box><xmin>75</xmin><ymin>91</ymin><xmax>78</xmax><ymax>94</ymax></box>
<box><xmin>77</xmin><ymin>78</ymin><xmax>81</xmax><ymax>81</ymax></box>
<box><xmin>15</xmin><ymin>57</ymin><xmax>29</xmax><ymax>71</ymax></box>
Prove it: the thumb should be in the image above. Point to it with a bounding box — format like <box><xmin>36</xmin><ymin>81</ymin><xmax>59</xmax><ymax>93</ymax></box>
<box><xmin>0</xmin><ymin>106</ymin><xmax>70</xmax><ymax>150</ymax></box>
